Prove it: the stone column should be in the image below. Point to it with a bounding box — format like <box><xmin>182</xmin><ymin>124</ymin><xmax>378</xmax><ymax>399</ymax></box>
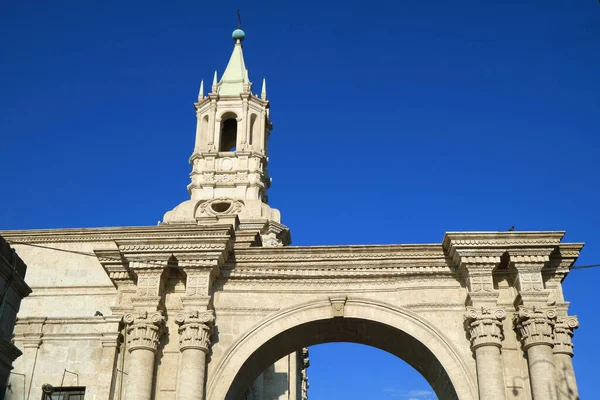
<box><xmin>123</xmin><ymin>311</ymin><xmax>165</xmax><ymax>400</ymax></box>
<box><xmin>458</xmin><ymin>256</ymin><xmax>507</xmax><ymax>400</ymax></box>
<box><xmin>553</xmin><ymin>316</ymin><xmax>579</xmax><ymax>400</ymax></box>
<box><xmin>175</xmin><ymin>310</ymin><xmax>214</xmax><ymax>400</ymax></box>
<box><xmin>514</xmin><ymin>306</ymin><xmax>557</xmax><ymax>400</ymax></box>
<box><xmin>464</xmin><ymin>307</ymin><xmax>506</xmax><ymax>400</ymax></box>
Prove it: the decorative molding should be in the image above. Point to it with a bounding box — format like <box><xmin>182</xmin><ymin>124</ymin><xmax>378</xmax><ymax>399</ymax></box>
<box><xmin>123</xmin><ymin>311</ymin><xmax>165</xmax><ymax>353</ymax></box>
<box><xmin>554</xmin><ymin>316</ymin><xmax>579</xmax><ymax>356</ymax></box>
<box><xmin>514</xmin><ymin>306</ymin><xmax>557</xmax><ymax>349</ymax></box>
<box><xmin>175</xmin><ymin>310</ymin><xmax>215</xmax><ymax>352</ymax></box>
<box><xmin>2</xmin><ymin>225</ymin><xmax>234</xmax><ymax>243</ymax></box>
<box><xmin>464</xmin><ymin>307</ymin><xmax>506</xmax><ymax>349</ymax></box>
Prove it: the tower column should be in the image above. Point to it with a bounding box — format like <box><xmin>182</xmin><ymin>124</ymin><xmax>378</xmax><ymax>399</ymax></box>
<box><xmin>514</xmin><ymin>306</ymin><xmax>557</xmax><ymax>400</ymax></box>
<box><xmin>123</xmin><ymin>311</ymin><xmax>165</xmax><ymax>400</ymax></box>
<box><xmin>464</xmin><ymin>307</ymin><xmax>506</xmax><ymax>400</ymax></box>
<box><xmin>553</xmin><ymin>316</ymin><xmax>579</xmax><ymax>400</ymax></box>
<box><xmin>175</xmin><ymin>311</ymin><xmax>214</xmax><ymax>400</ymax></box>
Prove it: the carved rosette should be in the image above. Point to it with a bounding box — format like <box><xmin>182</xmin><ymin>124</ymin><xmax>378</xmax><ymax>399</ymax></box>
<box><xmin>553</xmin><ymin>316</ymin><xmax>579</xmax><ymax>356</ymax></box>
<box><xmin>514</xmin><ymin>306</ymin><xmax>557</xmax><ymax>349</ymax></box>
<box><xmin>464</xmin><ymin>307</ymin><xmax>506</xmax><ymax>349</ymax></box>
<box><xmin>123</xmin><ymin>311</ymin><xmax>165</xmax><ymax>353</ymax></box>
<box><xmin>175</xmin><ymin>310</ymin><xmax>215</xmax><ymax>352</ymax></box>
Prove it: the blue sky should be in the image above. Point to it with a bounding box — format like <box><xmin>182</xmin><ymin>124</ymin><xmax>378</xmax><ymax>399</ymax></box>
<box><xmin>1</xmin><ymin>1</ymin><xmax>599</xmax><ymax>398</ymax></box>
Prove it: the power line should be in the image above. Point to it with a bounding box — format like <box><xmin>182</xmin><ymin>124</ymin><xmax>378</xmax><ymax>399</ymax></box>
<box><xmin>6</xmin><ymin>240</ymin><xmax>600</xmax><ymax>272</ymax></box>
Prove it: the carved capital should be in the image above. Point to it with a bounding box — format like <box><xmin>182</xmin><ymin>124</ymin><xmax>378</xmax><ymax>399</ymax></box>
<box><xmin>464</xmin><ymin>307</ymin><xmax>506</xmax><ymax>349</ymax></box>
<box><xmin>514</xmin><ymin>306</ymin><xmax>557</xmax><ymax>349</ymax></box>
<box><xmin>175</xmin><ymin>310</ymin><xmax>215</xmax><ymax>352</ymax></box>
<box><xmin>123</xmin><ymin>311</ymin><xmax>165</xmax><ymax>353</ymax></box>
<box><xmin>554</xmin><ymin>316</ymin><xmax>579</xmax><ymax>356</ymax></box>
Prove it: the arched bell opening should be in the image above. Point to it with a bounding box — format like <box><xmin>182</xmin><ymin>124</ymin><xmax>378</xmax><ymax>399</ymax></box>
<box><xmin>220</xmin><ymin>112</ymin><xmax>238</xmax><ymax>151</ymax></box>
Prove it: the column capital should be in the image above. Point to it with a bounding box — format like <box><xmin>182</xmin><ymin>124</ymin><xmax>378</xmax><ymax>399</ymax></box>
<box><xmin>124</xmin><ymin>310</ymin><xmax>165</xmax><ymax>353</ymax></box>
<box><xmin>514</xmin><ymin>306</ymin><xmax>557</xmax><ymax>349</ymax></box>
<box><xmin>464</xmin><ymin>306</ymin><xmax>506</xmax><ymax>349</ymax></box>
<box><xmin>554</xmin><ymin>316</ymin><xmax>579</xmax><ymax>356</ymax></box>
<box><xmin>175</xmin><ymin>310</ymin><xmax>215</xmax><ymax>352</ymax></box>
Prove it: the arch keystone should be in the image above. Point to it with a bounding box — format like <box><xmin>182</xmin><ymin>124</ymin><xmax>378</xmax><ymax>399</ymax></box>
<box><xmin>329</xmin><ymin>295</ymin><xmax>347</xmax><ymax>317</ymax></box>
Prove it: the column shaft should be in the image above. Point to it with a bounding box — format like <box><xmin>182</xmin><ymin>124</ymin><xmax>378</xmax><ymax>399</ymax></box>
<box><xmin>554</xmin><ymin>353</ymin><xmax>578</xmax><ymax>400</ymax></box>
<box><xmin>125</xmin><ymin>348</ymin><xmax>156</xmax><ymax>400</ymax></box>
<box><xmin>526</xmin><ymin>344</ymin><xmax>557</xmax><ymax>400</ymax></box>
<box><xmin>474</xmin><ymin>345</ymin><xmax>505</xmax><ymax>400</ymax></box>
<box><xmin>178</xmin><ymin>348</ymin><xmax>207</xmax><ymax>400</ymax></box>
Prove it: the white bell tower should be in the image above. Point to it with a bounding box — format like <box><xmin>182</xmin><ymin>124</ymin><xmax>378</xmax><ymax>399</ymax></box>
<box><xmin>163</xmin><ymin>28</ymin><xmax>290</xmax><ymax>247</ymax></box>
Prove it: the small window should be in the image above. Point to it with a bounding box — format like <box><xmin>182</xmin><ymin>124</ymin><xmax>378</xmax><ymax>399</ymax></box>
<box><xmin>41</xmin><ymin>386</ymin><xmax>85</xmax><ymax>400</ymax></box>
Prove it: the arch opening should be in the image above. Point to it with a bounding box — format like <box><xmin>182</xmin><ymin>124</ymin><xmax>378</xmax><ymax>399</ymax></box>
<box><xmin>307</xmin><ymin>342</ymin><xmax>436</xmax><ymax>399</ymax></box>
<box><xmin>220</xmin><ymin>114</ymin><xmax>238</xmax><ymax>151</ymax></box>
<box><xmin>249</xmin><ymin>113</ymin><xmax>258</xmax><ymax>146</ymax></box>
<box><xmin>224</xmin><ymin>317</ymin><xmax>459</xmax><ymax>400</ymax></box>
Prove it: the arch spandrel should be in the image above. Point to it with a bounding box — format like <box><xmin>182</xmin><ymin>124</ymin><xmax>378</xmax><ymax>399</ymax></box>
<box><xmin>207</xmin><ymin>297</ymin><xmax>478</xmax><ymax>400</ymax></box>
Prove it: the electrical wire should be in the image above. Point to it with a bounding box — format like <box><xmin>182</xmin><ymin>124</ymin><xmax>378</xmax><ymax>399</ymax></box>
<box><xmin>6</xmin><ymin>239</ymin><xmax>600</xmax><ymax>271</ymax></box>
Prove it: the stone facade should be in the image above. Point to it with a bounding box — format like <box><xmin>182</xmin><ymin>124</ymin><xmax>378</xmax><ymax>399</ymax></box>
<box><xmin>0</xmin><ymin>235</ymin><xmax>31</xmax><ymax>397</ymax></box>
<box><xmin>2</xmin><ymin>28</ymin><xmax>585</xmax><ymax>400</ymax></box>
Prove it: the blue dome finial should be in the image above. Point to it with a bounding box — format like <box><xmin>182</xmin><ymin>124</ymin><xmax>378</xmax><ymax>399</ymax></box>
<box><xmin>232</xmin><ymin>29</ymin><xmax>245</xmax><ymax>42</ymax></box>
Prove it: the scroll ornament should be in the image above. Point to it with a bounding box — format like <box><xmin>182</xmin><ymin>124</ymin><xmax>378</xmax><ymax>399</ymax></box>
<box><xmin>123</xmin><ymin>311</ymin><xmax>165</xmax><ymax>352</ymax></box>
<box><xmin>514</xmin><ymin>306</ymin><xmax>557</xmax><ymax>349</ymax></box>
<box><xmin>175</xmin><ymin>310</ymin><xmax>215</xmax><ymax>352</ymax></box>
<box><xmin>553</xmin><ymin>316</ymin><xmax>579</xmax><ymax>356</ymax></box>
<box><xmin>464</xmin><ymin>307</ymin><xmax>506</xmax><ymax>349</ymax></box>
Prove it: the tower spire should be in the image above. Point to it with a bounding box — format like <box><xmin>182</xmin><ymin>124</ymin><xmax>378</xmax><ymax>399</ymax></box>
<box><xmin>261</xmin><ymin>78</ymin><xmax>267</xmax><ymax>100</ymax></box>
<box><xmin>212</xmin><ymin>70</ymin><xmax>218</xmax><ymax>93</ymax></box>
<box><xmin>198</xmin><ymin>80</ymin><xmax>204</xmax><ymax>101</ymax></box>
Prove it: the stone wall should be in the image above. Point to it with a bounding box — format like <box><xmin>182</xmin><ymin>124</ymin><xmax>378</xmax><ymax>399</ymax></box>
<box><xmin>0</xmin><ymin>235</ymin><xmax>31</xmax><ymax>398</ymax></box>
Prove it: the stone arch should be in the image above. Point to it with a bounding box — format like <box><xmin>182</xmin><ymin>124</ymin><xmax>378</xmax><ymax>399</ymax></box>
<box><xmin>207</xmin><ymin>297</ymin><xmax>477</xmax><ymax>400</ymax></box>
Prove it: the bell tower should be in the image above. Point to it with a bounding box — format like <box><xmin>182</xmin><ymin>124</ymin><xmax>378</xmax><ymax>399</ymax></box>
<box><xmin>163</xmin><ymin>27</ymin><xmax>290</xmax><ymax>247</ymax></box>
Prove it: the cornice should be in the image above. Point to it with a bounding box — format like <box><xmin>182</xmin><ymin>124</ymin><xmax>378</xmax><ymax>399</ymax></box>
<box><xmin>1</xmin><ymin>224</ymin><xmax>235</xmax><ymax>244</ymax></box>
<box><xmin>443</xmin><ymin>231</ymin><xmax>566</xmax><ymax>249</ymax></box>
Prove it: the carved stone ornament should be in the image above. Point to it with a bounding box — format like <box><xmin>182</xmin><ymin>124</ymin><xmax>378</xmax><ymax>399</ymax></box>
<box><xmin>514</xmin><ymin>306</ymin><xmax>557</xmax><ymax>349</ymax></box>
<box><xmin>185</xmin><ymin>272</ymin><xmax>210</xmax><ymax>298</ymax></box>
<box><xmin>175</xmin><ymin>310</ymin><xmax>215</xmax><ymax>352</ymax></box>
<box><xmin>196</xmin><ymin>198</ymin><xmax>244</xmax><ymax>217</ymax></box>
<box><xmin>553</xmin><ymin>316</ymin><xmax>579</xmax><ymax>356</ymax></box>
<box><xmin>329</xmin><ymin>296</ymin><xmax>347</xmax><ymax>318</ymax></box>
<box><xmin>123</xmin><ymin>311</ymin><xmax>165</xmax><ymax>353</ymax></box>
<box><xmin>516</xmin><ymin>271</ymin><xmax>544</xmax><ymax>292</ymax></box>
<box><xmin>464</xmin><ymin>307</ymin><xmax>506</xmax><ymax>349</ymax></box>
<box><xmin>467</xmin><ymin>271</ymin><xmax>494</xmax><ymax>293</ymax></box>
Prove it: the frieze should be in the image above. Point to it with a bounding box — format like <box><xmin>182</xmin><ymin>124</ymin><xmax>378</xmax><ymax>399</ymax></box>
<box><xmin>216</xmin><ymin>275</ymin><xmax>461</xmax><ymax>290</ymax></box>
<box><xmin>118</xmin><ymin>243</ymin><xmax>227</xmax><ymax>252</ymax></box>
<box><xmin>220</xmin><ymin>265</ymin><xmax>456</xmax><ymax>278</ymax></box>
